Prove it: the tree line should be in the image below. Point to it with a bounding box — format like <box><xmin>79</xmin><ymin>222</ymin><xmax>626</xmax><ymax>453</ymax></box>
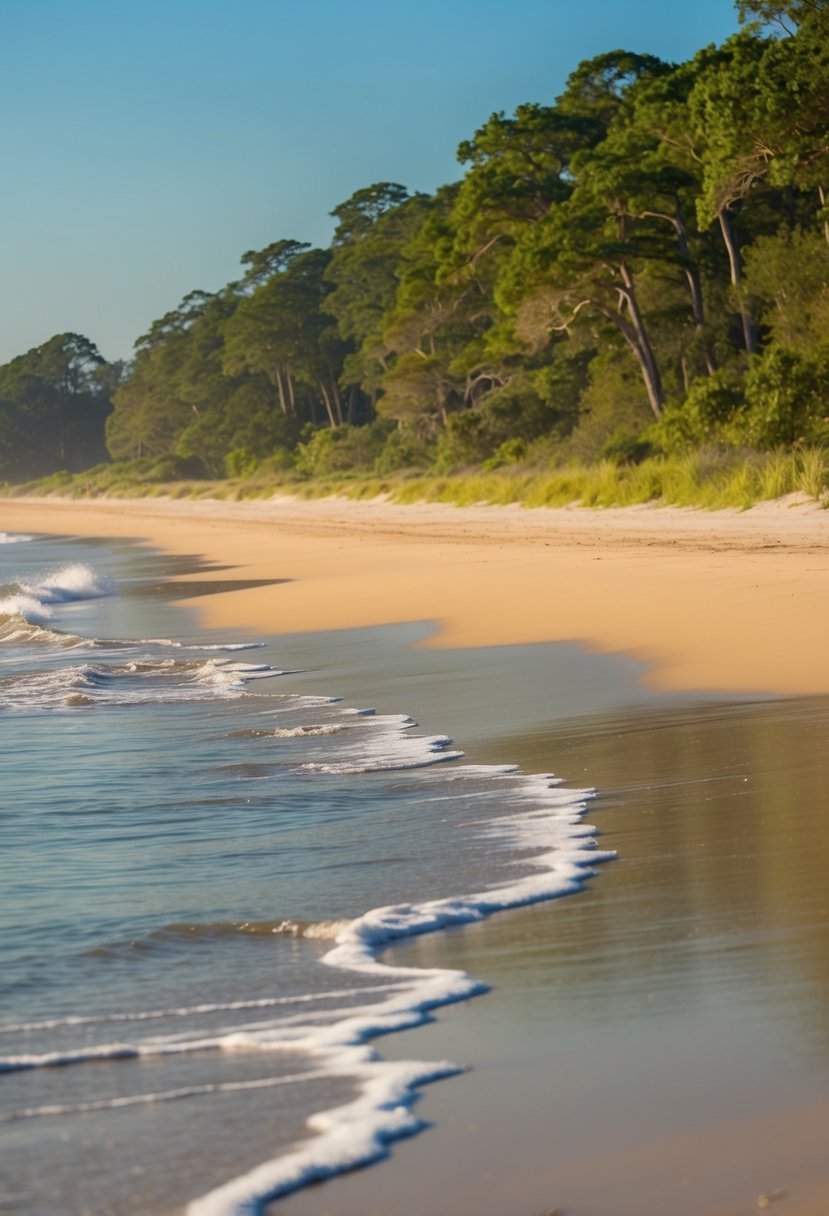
<box><xmin>1</xmin><ymin>0</ymin><xmax>827</xmax><ymax>486</ymax></box>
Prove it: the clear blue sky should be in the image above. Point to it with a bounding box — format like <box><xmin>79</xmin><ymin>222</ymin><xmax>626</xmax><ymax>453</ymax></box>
<box><xmin>0</xmin><ymin>0</ymin><xmax>739</xmax><ymax>365</ymax></box>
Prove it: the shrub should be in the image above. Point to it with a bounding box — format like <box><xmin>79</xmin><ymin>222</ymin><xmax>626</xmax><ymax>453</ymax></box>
<box><xmin>373</xmin><ymin>426</ymin><xmax>434</xmax><ymax>474</ymax></box>
<box><xmin>482</xmin><ymin>438</ymin><xmax>527</xmax><ymax>470</ymax></box>
<box><xmin>600</xmin><ymin>429</ymin><xmax>655</xmax><ymax>464</ymax></box>
<box><xmin>294</xmin><ymin>421</ymin><xmax>393</xmax><ymax>478</ymax></box>
<box><xmin>224</xmin><ymin>448</ymin><xmax>260</xmax><ymax>479</ymax></box>
<box><xmin>733</xmin><ymin>349</ymin><xmax>829</xmax><ymax>448</ymax></box>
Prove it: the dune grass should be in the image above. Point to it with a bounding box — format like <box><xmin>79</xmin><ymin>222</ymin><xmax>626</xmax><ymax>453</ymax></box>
<box><xmin>4</xmin><ymin>446</ymin><xmax>828</xmax><ymax>512</ymax></box>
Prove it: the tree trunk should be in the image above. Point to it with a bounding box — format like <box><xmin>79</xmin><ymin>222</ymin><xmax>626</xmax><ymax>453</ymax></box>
<box><xmin>617</xmin><ymin>262</ymin><xmax>665</xmax><ymax>418</ymax></box>
<box><xmin>331</xmin><ymin>379</ymin><xmax>345</xmax><ymax>426</ymax></box>
<box><xmin>672</xmin><ymin>215</ymin><xmax>717</xmax><ymax>375</ymax></box>
<box><xmin>319</xmin><ymin>383</ymin><xmax>338</xmax><ymax>428</ymax></box>
<box><xmin>286</xmin><ymin>364</ymin><xmax>296</xmax><ymax>415</ymax></box>
<box><xmin>819</xmin><ymin>185</ymin><xmax>829</xmax><ymax>246</ymax></box>
<box><xmin>718</xmin><ymin>209</ymin><xmax>759</xmax><ymax>355</ymax></box>
<box><xmin>274</xmin><ymin>365</ymin><xmax>288</xmax><ymax>415</ymax></box>
<box><xmin>640</xmin><ymin>206</ymin><xmax>716</xmax><ymax>375</ymax></box>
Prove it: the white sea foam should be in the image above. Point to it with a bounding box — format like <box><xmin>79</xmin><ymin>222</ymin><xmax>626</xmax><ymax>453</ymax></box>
<box><xmin>0</xmin><ymin>532</ymin><xmax>33</xmax><ymax>544</ymax></box>
<box><xmin>0</xmin><ymin>691</ymin><xmax>610</xmax><ymax>1210</ymax></box>
<box><xmin>271</xmin><ymin>724</ymin><xmax>345</xmax><ymax>738</ymax></box>
<box><xmin>0</xmin><ymin>563</ymin><xmax>113</xmax><ymax>640</ymax></box>
<box><xmin>19</xmin><ymin>562</ymin><xmax>113</xmax><ymax>605</ymax></box>
<box><xmin>0</xmin><ymin>985</ymin><xmax>402</xmax><ymax>1036</ymax></box>
<box><xmin>175</xmin><ymin>767</ymin><xmax>610</xmax><ymax>1216</ymax></box>
<box><xmin>0</xmin><ymin>657</ymin><xmax>285</xmax><ymax>711</ymax></box>
<box><xmin>298</xmin><ymin>711</ymin><xmax>463</xmax><ymax>774</ymax></box>
<box><xmin>187</xmin><ymin>642</ymin><xmax>267</xmax><ymax>652</ymax></box>
<box><xmin>0</xmin><ymin>556</ymin><xmax>612</xmax><ymax>1212</ymax></box>
<box><xmin>0</xmin><ymin>594</ymin><xmax>55</xmax><ymax>626</ymax></box>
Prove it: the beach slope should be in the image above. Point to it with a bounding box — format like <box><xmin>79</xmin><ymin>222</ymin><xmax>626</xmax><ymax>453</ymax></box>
<box><xmin>3</xmin><ymin>494</ymin><xmax>826</xmax><ymax>696</ymax></box>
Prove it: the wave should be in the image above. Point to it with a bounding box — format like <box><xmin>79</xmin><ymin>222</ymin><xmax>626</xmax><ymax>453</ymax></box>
<box><xmin>183</xmin><ymin>769</ymin><xmax>609</xmax><ymax>1216</ymax></box>
<box><xmin>0</xmin><ymin>532</ymin><xmax>33</xmax><ymax>544</ymax></box>
<box><xmin>0</xmin><ymin>562</ymin><xmax>113</xmax><ymax>637</ymax></box>
<box><xmin>0</xmin><ymin>1068</ymin><xmax>335</xmax><ymax>1124</ymax></box>
<box><xmin>0</xmin><ymin>615</ymin><xmax>268</xmax><ymax>656</ymax></box>
<box><xmin>0</xmin><ymin>984</ymin><xmax>402</xmax><ymax>1036</ymax></box>
<box><xmin>296</xmin><ymin>710</ymin><xmax>463</xmax><ymax>774</ymax></box>
<box><xmin>271</xmin><ymin>723</ymin><xmax>345</xmax><ymax>738</ymax></box>
<box><xmin>0</xmin><ymin>610</ymin><xmax>87</xmax><ymax>647</ymax></box>
<box><xmin>0</xmin><ymin>657</ymin><xmax>284</xmax><ymax>711</ymax></box>
<box><xmin>0</xmin><ymin>757</ymin><xmax>609</xmax><ymax>1212</ymax></box>
<box><xmin>84</xmin><ymin>918</ymin><xmax>353</xmax><ymax>958</ymax></box>
<box><xmin>18</xmin><ymin>562</ymin><xmax>113</xmax><ymax>606</ymax></box>
<box><xmin>0</xmin><ymin>549</ymin><xmax>614</xmax><ymax>1210</ymax></box>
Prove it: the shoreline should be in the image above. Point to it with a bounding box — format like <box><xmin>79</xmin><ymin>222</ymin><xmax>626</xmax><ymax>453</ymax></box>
<box><xmin>5</xmin><ymin>505</ymin><xmax>829</xmax><ymax>1215</ymax></box>
<box><xmin>1</xmin><ymin>494</ymin><xmax>827</xmax><ymax>696</ymax></box>
<box><xmin>278</xmin><ymin>694</ymin><xmax>829</xmax><ymax>1216</ymax></box>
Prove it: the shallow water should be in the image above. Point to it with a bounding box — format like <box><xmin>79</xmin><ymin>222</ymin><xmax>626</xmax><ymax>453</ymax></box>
<box><xmin>1</xmin><ymin>532</ymin><xmax>624</xmax><ymax>1215</ymax></box>
<box><xmin>281</xmin><ymin>697</ymin><xmax>829</xmax><ymax>1216</ymax></box>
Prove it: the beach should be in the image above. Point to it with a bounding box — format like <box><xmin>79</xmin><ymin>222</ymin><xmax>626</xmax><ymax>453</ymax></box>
<box><xmin>1</xmin><ymin>494</ymin><xmax>827</xmax><ymax>695</ymax></box>
<box><xmin>2</xmin><ymin>494</ymin><xmax>828</xmax><ymax>1216</ymax></box>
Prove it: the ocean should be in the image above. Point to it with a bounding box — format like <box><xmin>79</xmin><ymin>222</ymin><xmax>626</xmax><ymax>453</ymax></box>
<box><xmin>0</xmin><ymin>530</ymin><xmax>611</xmax><ymax>1216</ymax></box>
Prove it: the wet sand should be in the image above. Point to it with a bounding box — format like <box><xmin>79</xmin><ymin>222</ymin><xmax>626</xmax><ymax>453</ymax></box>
<box><xmin>1</xmin><ymin>494</ymin><xmax>827</xmax><ymax>695</ymax></box>
<box><xmin>279</xmin><ymin>696</ymin><xmax>829</xmax><ymax>1216</ymax></box>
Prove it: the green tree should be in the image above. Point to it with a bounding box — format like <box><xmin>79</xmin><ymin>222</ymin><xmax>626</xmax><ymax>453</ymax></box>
<box><xmin>224</xmin><ymin>246</ymin><xmax>348</xmax><ymax>426</ymax></box>
<box><xmin>0</xmin><ymin>333</ymin><xmax>112</xmax><ymax>481</ymax></box>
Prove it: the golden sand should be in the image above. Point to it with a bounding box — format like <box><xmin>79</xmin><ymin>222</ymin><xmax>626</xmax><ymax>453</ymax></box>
<box><xmin>2</xmin><ymin>494</ymin><xmax>827</xmax><ymax>695</ymax></box>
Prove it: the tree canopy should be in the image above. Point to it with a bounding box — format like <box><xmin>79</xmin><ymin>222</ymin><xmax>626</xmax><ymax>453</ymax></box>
<box><xmin>3</xmin><ymin>0</ymin><xmax>827</xmax><ymax>486</ymax></box>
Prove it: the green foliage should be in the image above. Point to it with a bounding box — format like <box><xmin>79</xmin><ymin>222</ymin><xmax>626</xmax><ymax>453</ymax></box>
<box><xmin>600</xmin><ymin>429</ymin><xmax>655</xmax><ymax>464</ymax></box>
<box><xmin>654</xmin><ymin>370</ymin><xmax>745</xmax><ymax>450</ymax></box>
<box><xmin>656</xmin><ymin>350</ymin><xmax>828</xmax><ymax>450</ymax></box>
<box><xmin>0</xmin><ymin>333</ymin><xmax>114</xmax><ymax>482</ymax></box>
<box><xmin>482</xmin><ymin>438</ymin><xmax>527</xmax><ymax>470</ymax></box>
<box><xmin>294</xmin><ymin>421</ymin><xmax>393</xmax><ymax>478</ymax></box>
<box><xmin>558</xmin><ymin>354</ymin><xmax>653</xmax><ymax>463</ymax></box>
<box><xmin>737</xmin><ymin>348</ymin><xmax>828</xmax><ymax>446</ymax></box>
<box><xmin>372</xmin><ymin>425</ymin><xmax>434</xmax><ymax>474</ymax></box>
<box><xmin>224</xmin><ymin>448</ymin><xmax>260</xmax><ymax>478</ymax></box>
<box><xmin>6</xmin><ymin>6</ymin><xmax>829</xmax><ymax>498</ymax></box>
<box><xmin>743</xmin><ymin>229</ymin><xmax>829</xmax><ymax>355</ymax></box>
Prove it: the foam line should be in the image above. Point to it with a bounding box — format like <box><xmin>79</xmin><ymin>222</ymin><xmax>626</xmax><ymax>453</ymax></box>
<box><xmin>187</xmin><ymin>769</ymin><xmax>611</xmax><ymax>1216</ymax></box>
<box><xmin>1</xmin><ymin>1069</ymin><xmax>336</xmax><ymax>1123</ymax></box>
<box><xmin>0</xmin><ymin>984</ymin><xmax>403</xmax><ymax>1035</ymax></box>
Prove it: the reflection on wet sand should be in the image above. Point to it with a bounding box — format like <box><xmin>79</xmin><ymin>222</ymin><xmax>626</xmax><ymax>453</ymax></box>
<box><xmin>280</xmin><ymin>696</ymin><xmax>829</xmax><ymax>1216</ymax></box>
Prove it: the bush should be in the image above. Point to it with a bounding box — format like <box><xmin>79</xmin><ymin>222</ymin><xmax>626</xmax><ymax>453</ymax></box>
<box><xmin>655</xmin><ymin>351</ymin><xmax>829</xmax><ymax>452</ymax></box>
<box><xmin>433</xmin><ymin>412</ymin><xmax>494</xmax><ymax>471</ymax></box>
<box><xmin>373</xmin><ymin>425</ymin><xmax>434</xmax><ymax>474</ymax></box>
<box><xmin>294</xmin><ymin>421</ymin><xmax>393</xmax><ymax>478</ymax></box>
<box><xmin>482</xmin><ymin>438</ymin><xmax>527</xmax><ymax>470</ymax></box>
<box><xmin>224</xmin><ymin>448</ymin><xmax>260</xmax><ymax>479</ymax></box>
<box><xmin>733</xmin><ymin>349</ymin><xmax>829</xmax><ymax>448</ymax></box>
<box><xmin>653</xmin><ymin>370</ymin><xmax>744</xmax><ymax>452</ymax></box>
<box><xmin>600</xmin><ymin>429</ymin><xmax>655</xmax><ymax>464</ymax></box>
<box><xmin>144</xmin><ymin>453</ymin><xmax>209</xmax><ymax>482</ymax></box>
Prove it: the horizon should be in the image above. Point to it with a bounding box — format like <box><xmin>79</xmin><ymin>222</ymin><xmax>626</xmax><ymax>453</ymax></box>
<box><xmin>1</xmin><ymin>0</ymin><xmax>739</xmax><ymax>366</ymax></box>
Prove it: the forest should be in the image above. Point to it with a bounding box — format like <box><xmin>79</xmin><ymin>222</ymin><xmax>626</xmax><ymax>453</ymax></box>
<box><xmin>1</xmin><ymin>0</ymin><xmax>827</xmax><ymax>503</ymax></box>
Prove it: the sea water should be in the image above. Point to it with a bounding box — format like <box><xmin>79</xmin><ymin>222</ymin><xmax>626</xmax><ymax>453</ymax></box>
<box><xmin>0</xmin><ymin>532</ymin><xmax>609</xmax><ymax>1215</ymax></box>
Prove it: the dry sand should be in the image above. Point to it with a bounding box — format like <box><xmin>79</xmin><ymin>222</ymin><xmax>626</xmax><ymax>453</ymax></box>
<box><xmin>2</xmin><ymin>493</ymin><xmax>827</xmax><ymax>695</ymax></box>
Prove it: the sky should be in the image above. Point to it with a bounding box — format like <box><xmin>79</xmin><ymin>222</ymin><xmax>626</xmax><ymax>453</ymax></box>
<box><xmin>0</xmin><ymin>0</ymin><xmax>740</xmax><ymax>366</ymax></box>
